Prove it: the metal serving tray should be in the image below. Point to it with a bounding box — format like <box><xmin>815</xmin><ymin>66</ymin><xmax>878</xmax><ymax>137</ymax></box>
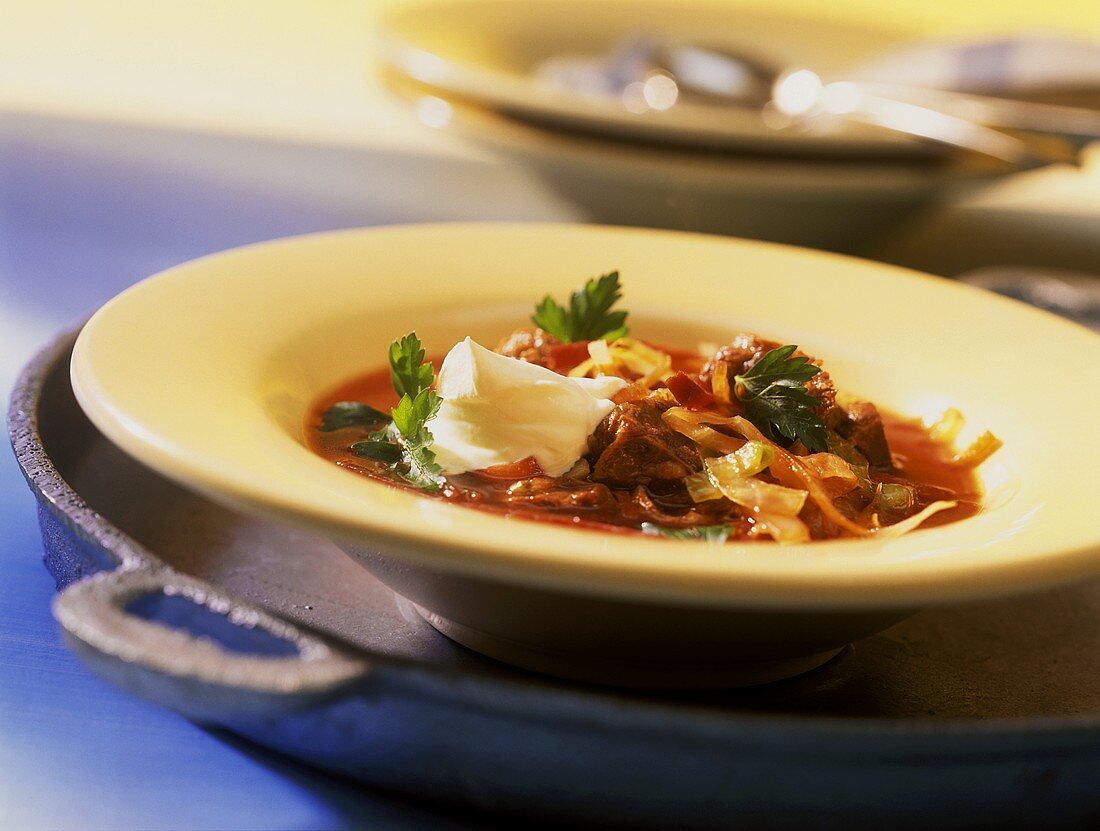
<box><xmin>9</xmin><ymin>328</ymin><xmax>1100</xmax><ymax>830</ymax></box>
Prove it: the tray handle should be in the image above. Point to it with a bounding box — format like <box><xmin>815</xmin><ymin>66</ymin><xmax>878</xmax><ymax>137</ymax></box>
<box><xmin>53</xmin><ymin>566</ymin><xmax>370</xmax><ymax>721</ymax></box>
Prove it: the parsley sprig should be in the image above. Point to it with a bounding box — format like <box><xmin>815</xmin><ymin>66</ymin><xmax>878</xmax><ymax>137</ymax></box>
<box><xmin>734</xmin><ymin>345</ymin><xmax>828</xmax><ymax>453</ymax></box>
<box><xmin>532</xmin><ymin>271</ymin><xmax>629</xmax><ymax>343</ymax></box>
<box><xmin>642</xmin><ymin>523</ymin><xmax>733</xmax><ymax>543</ymax></box>
<box><xmin>320</xmin><ymin>332</ymin><xmax>443</xmax><ymax>490</ymax></box>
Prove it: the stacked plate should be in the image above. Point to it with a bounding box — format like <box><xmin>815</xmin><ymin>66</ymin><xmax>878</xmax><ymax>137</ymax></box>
<box><xmin>377</xmin><ymin>0</ymin><xmax>1004</xmax><ymax>250</ymax></box>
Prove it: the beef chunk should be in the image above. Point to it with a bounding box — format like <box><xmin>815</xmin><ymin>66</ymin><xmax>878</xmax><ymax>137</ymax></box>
<box><xmin>588</xmin><ymin>397</ymin><xmax>702</xmax><ymax>487</ymax></box>
<box><xmin>505</xmin><ymin>476</ymin><xmax>614</xmax><ymax>509</ymax></box>
<box><xmin>699</xmin><ymin>333</ymin><xmax>776</xmax><ymax>383</ymax></box>
<box><xmin>701</xmin><ymin>334</ymin><xmax>841</xmax><ymax>427</ymax></box>
<box><xmin>615</xmin><ymin>487</ymin><xmax>744</xmax><ymax>530</ymax></box>
<box><xmin>836</xmin><ymin>400</ymin><xmax>893</xmax><ymax>469</ymax></box>
<box><xmin>495</xmin><ymin>328</ymin><xmax>560</xmax><ymax>367</ymax></box>
<box><xmin>809</xmin><ymin>369</ymin><xmax>842</xmax><ymax>429</ymax></box>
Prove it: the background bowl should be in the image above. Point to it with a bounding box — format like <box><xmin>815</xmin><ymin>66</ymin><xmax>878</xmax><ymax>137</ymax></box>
<box><xmin>70</xmin><ymin>223</ymin><xmax>1100</xmax><ymax>687</ymax></box>
<box><xmin>378</xmin><ymin>0</ymin><xmax>920</xmax><ymax>156</ymax></box>
<box><xmin>386</xmin><ymin>73</ymin><xmax>999</xmax><ymax>251</ymax></box>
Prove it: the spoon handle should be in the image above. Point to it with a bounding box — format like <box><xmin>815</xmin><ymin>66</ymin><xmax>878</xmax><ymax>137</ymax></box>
<box><xmin>856</xmin><ymin>82</ymin><xmax>1100</xmax><ymax>147</ymax></box>
<box><xmin>827</xmin><ymin>92</ymin><xmax>1080</xmax><ymax>167</ymax></box>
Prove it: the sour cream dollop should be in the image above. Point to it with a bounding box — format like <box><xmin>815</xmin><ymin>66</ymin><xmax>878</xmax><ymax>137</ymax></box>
<box><xmin>430</xmin><ymin>337</ymin><xmax>627</xmax><ymax>476</ymax></box>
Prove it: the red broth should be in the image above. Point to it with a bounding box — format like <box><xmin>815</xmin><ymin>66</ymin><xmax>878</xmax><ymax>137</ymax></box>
<box><xmin>306</xmin><ymin>351</ymin><xmax>982</xmax><ymax>540</ymax></box>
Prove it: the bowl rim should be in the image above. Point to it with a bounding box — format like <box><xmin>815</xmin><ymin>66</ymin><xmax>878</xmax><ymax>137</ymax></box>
<box><xmin>70</xmin><ymin>222</ymin><xmax>1100</xmax><ymax>610</ymax></box>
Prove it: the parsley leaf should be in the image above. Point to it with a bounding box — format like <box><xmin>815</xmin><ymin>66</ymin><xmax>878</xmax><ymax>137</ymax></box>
<box><xmin>384</xmin><ymin>335</ymin><xmax>444</xmax><ymax>490</ymax></box>
<box><xmin>351</xmin><ymin>439</ymin><xmax>404</xmax><ymax>463</ymax></box>
<box><xmin>641</xmin><ymin>523</ymin><xmax>733</xmax><ymax>543</ymax></box>
<box><xmin>532</xmin><ymin>296</ymin><xmax>570</xmax><ymax>341</ymax></box>
<box><xmin>319</xmin><ymin>401</ymin><xmax>392</xmax><ymax>432</ymax></box>
<box><xmin>734</xmin><ymin>345</ymin><xmax>828</xmax><ymax>453</ymax></box>
<box><xmin>531</xmin><ymin>271</ymin><xmax>629</xmax><ymax>342</ymax></box>
<box><xmin>388</xmin><ymin>332</ymin><xmax>434</xmax><ymax>399</ymax></box>
<box><xmin>391</xmin><ymin>387</ymin><xmax>442</xmax><ymax>436</ymax></box>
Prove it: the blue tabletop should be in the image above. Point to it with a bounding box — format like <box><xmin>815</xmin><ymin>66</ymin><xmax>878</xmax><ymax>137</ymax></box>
<box><xmin>0</xmin><ymin>113</ymin><xmax>510</xmax><ymax>831</ymax></box>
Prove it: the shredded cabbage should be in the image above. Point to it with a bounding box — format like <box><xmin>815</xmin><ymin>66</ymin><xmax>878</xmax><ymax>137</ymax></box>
<box><xmin>873</xmin><ymin>500</ymin><xmax>957</xmax><ymax>539</ymax></box>
<box><xmin>687</xmin><ymin>443</ymin><xmax>805</xmax><ymax>515</ymax></box>
<box><xmin>567</xmin><ymin>358</ymin><xmax>594</xmax><ymax>378</ymax></box>
<box><xmin>638</xmin><ymin>354</ymin><xmax>673</xmax><ymax>388</ymax></box>
<box><xmin>710</xmin><ymin>359</ymin><xmax>733</xmax><ymax>404</ymax></box>
<box><xmin>662</xmin><ymin>408</ymin><xmax>745</xmax><ymax>454</ymax></box>
<box><xmin>876</xmin><ymin>482</ymin><xmax>915</xmax><ymax>513</ymax></box>
<box><xmin>570</xmin><ymin>338</ymin><xmax>674</xmax><ymax>388</ymax></box>
<box><xmin>730</xmin><ymin>416</ymin><xmax>870</xmax><ymax>537</ymax></box>
<box><xmin>711</xmin><ymin>476</ymin><xmax>808</xmax><ymax>516</ymax></box>
<box><xmin>927</xmin><ymin>409</ymin><xmax>1001</xmax><ymax>467</ymax></box>
<box><xmin>587</xmin><ymin>339</ymin><xmax>615</xmax><ymax>374</ymax></box>
<box><xmin>663</xmin><ymin>404</ymin><xmax>983</xmax><ymax>542</ymax></box>
<box><xmin>751</xmin><ymin>511</ymin><xmax>811</xmax><ymax>544</ymax></box>
<box><xmin>801</xmin><ymin>453</ymin><xmax>859</xmax><ymax>495</ymax></box>
<box><xmin>684</xmin><ymin>472</ymin><xmax>723</xmax><ymax>502</ymax></box>
<box><xmin>928</xmin><ymin>407</ymin><xmax>965</xmax><ymax>443</ymax></box>
<box><xmin>706</xmin><ymin>441</ymin><xmax>774</xmax><ymax>478</ymax></box>
<box><xmin>663</xmin><ymin>407</ymin><xmax>740</xmax><ymax>428</ymax></box>
<box><xmin>616</xmin><ymin>338</ymin><xmax>669</xmax><ymax>371</ymax></box>
<box><xmin>953</xmin><ymin>431</ymin><xmax>1002</xmax><ymax>467</ymax></box>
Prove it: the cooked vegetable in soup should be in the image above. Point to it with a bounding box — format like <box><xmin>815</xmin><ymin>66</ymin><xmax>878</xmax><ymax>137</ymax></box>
<box><xmin>308</xmin><ymin>273</ymin><xmax>1000</xmax><ymax>543</ymax></box>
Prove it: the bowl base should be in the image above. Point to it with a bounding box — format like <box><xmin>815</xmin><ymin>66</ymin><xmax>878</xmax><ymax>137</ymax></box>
<box><xmin>408</xmin><ymin>599</ymin><xmax>846</xmax><ymax>690</ymax></box>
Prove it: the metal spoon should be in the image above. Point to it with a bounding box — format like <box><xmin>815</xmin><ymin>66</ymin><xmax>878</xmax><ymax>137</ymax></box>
<box><xmin>663</xmin><ymin>43</ymin><xmax>1094</xmax><ymax>166</ymax></box>
<box><xmin>548</xmin><ymin>37</ymin><xmax>1087</xmax><ymax>166</ymax></box>
<box><xmin>668</xmin><ymin>42</ymin><xmax>1100</xmax><ymax>148</ymax></box>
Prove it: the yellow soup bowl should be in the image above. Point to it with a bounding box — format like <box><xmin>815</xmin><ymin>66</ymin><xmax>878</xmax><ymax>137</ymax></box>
<box><xmin>71</xmin><ymin>224</ymin><xmax>1100</xmax><ymax>688</ymax></box>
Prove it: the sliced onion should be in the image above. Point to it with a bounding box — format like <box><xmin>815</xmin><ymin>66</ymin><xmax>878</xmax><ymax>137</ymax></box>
<box><xmin>928</xmin><ymin>407</ymin><xmax>965</xmax><ymax>443</ymax></box>
<box><xmin>952</xmin><ymin>431</ymin><xmax>1002</xmax><ymax>467</ymax></box>
<box><xmin>873</xmin><ymin>500</ymin><xmax>958</xmax><ymax>539</ymax></box>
